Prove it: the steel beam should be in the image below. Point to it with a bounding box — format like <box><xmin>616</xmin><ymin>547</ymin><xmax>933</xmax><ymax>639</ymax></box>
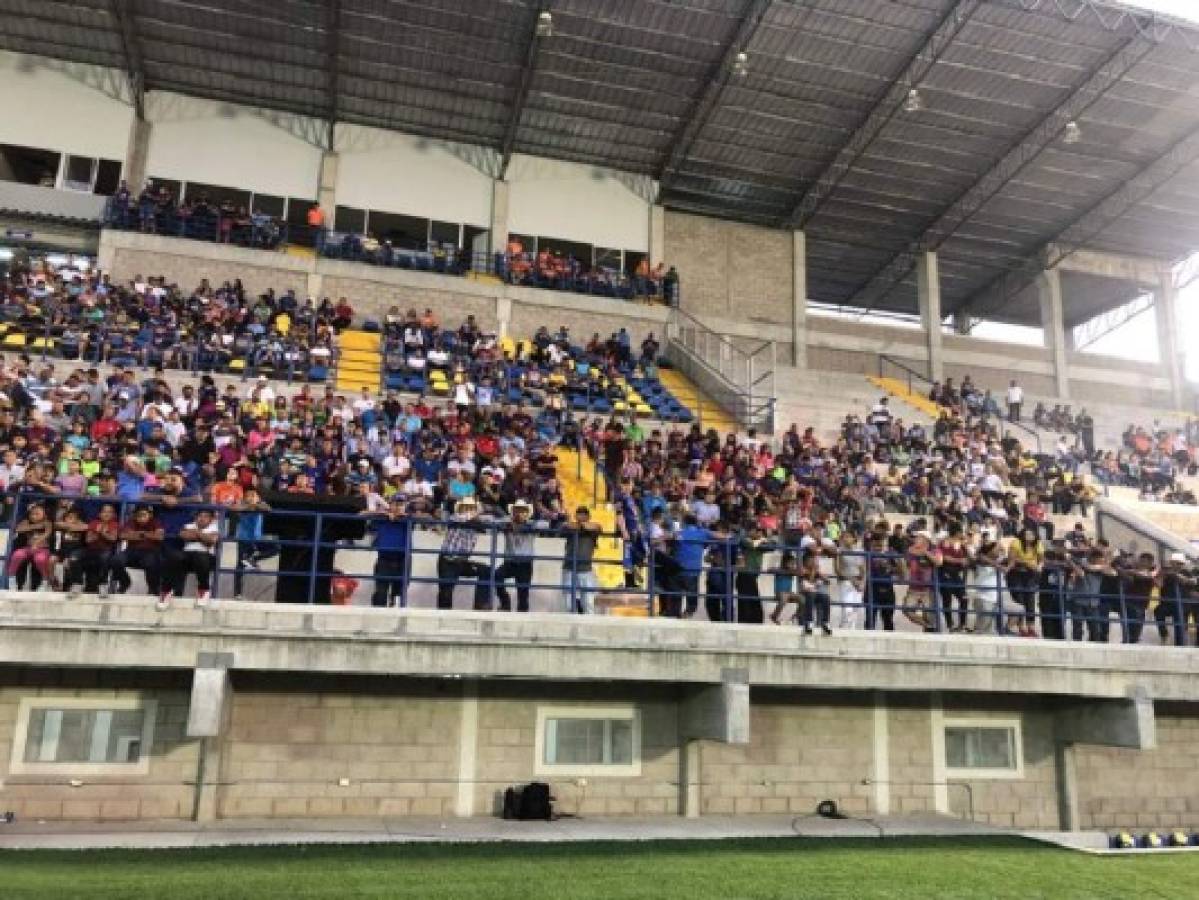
<box><xmin>846</xmin><ymin>33</ymin><xmax>1154</xmax><ymax>316</ymax></box>
<box><xmin>107</xmin><ymin>0</ymin><xmax>146</xmax><ymax>118</ymax></box>
<box><xmin>499</xmin><ymin>4</ymin><xmax>552</xmax><ymax>178</ymax></box>
<box><xmin>325</xmin><ymin>0</ymin><xmax>341</xmax><ymax>149</ymax></box>
<box><xmin>656</xmin><ymin>0</ymin><xmax>774</xmax><ymax>187</ymax></box>
<box><xmin>961</xmin><ymin>122</ymin><xmax>1199</xmax><ymax>319</ymax></box>
<box><xmin>785</xmin><ymin>0</ymin><xmax>983</xmax><ymax>231</ymax></box>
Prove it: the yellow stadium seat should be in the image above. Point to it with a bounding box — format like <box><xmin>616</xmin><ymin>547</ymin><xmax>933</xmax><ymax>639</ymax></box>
<box><xmin>229</xmin><ymin>359</ymin><xmax>245</xmax><ymax>371</ymax></box>
<box><xmin>3</xmin><ymin>333</ymin><xmax>26</xmax><ymax>347</ymax></box>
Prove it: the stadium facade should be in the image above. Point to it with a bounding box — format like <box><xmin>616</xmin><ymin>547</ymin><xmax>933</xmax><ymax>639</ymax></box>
<box><xmin>2</xmin><ymin>0</ymin><xmax>1199</xmax><ymax>835</ymax></box>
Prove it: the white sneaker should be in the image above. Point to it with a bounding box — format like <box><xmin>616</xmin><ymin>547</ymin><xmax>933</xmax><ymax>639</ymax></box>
<box><xmin>196</xmin><ymin>590</ymin><xmax>210</xmax><ymax>609</ymax></box>
<box><xmin>156</xmin><ymin>590</ymin><xmax>173</xmax><ymax>612</ymax></box>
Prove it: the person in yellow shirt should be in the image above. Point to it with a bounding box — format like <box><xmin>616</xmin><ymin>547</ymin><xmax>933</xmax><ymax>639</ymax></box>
<box><xmin>1006</xmin><ymin>526</ymin><xmax>1042</xmax><ymax>636</ymax></box>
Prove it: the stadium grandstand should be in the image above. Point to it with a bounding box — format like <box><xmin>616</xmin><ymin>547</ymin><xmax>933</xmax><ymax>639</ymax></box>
<box><xmin>1</xmin><ymin>0</ymin><xmax>1199</xmax><ymax>850</ymax></box>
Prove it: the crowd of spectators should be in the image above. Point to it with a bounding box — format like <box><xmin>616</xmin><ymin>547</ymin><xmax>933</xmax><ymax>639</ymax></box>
<box><xmin>0</xmin><ymin>255</ymin><xmax>1195</xmax><ymax>644</ymax></box>
<box><xmin>104</xmin><ymin>181</ymin><xmax>286</xmax><ymax>250</ymax></box>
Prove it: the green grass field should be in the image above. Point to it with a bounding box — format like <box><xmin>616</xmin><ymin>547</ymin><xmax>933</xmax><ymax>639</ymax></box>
<box><xmin>1</xmin><ymin>836</ymin><xmax>1193</xmax><ymax>899</ymax></box>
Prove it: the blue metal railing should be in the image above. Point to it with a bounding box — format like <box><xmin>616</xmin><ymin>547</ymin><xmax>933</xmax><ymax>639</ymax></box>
<box><xmin>1</xmin><ymin>491</ymin><xmax>1194</xmax><ymax>646</ymax></box>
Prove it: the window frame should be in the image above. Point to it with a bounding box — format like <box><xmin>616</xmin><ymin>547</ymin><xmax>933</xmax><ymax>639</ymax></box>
<box><xmin>942</xmin><ymin>717</ymin><xmax>1023</xmax><ymax>780</ymax></box>
<box><xmin>534</xmin><ymin>705</ymin><xmax>641</xmax><ymax>778</ymax></box>
<box><xmin>9</xmin><ymin>697</ymin><xmax>158</xmax><ymax>776</ymax></box>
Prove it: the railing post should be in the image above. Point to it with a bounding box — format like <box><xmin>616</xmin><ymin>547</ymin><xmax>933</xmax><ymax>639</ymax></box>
<box><xmin>308</xmin><ymin>512</ymin><xmax>323</xmax><ymax>605</ymax></box>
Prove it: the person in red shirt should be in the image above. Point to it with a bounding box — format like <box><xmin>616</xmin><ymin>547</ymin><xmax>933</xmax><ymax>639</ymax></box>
<box><xmin>332</xmin><ymin>298</ymin><xmax>353</xmax><ymax>332</ymax></box>
<box><xmin>90</xmin><ymin>403</ymin><xmax>122</xmax><ymax>443</ymax></box>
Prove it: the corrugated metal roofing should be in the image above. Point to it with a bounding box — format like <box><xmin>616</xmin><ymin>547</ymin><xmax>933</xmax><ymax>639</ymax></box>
<box><xmin>4</xmin><ymin>0</ymin><xmax>1199</xmax><ymax>324</ymax></box>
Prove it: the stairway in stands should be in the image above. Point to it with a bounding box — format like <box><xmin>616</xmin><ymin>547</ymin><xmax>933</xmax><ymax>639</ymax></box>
<box><xmin>555</xmin><ymin>446</ymin><xmax>625</xmax><ymax>591</ymax></box>
<box><xmin>867</xmin><ymin>375</ymin><xmax>943</xmax><ymax>420</ymax></box>
<box><xmin>656</xmin><ymin>367</ymin><xmax>738</xmax><ymax>433</ymax></box>
<box><xmin>336</xmin><ymin>330</ymin><xmax>382</xmax><ymax>392</ymax></box>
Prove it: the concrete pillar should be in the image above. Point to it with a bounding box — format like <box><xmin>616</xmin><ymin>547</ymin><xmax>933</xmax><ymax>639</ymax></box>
<box><xmin>951</xmin><ymin>310</ymin><xmax>972</xmax><ymax>335</ymax></box>
<box><xmin>455</xmin><ymin>681</ymin><xmax>479</xmax><ymax>817</ymax></box>
<box><xmin>680</xmin><ymin>740</ymin><xmax>701</xmax><ymax>818</ymax></box>
<box><xmin>1038</xmin><ymin>268</ymin><xmax>1070</xmax><ymax>400</ymax></box>
<box><xmin>917</xmin><ymin>251</ymin><xmax>944</xmax><ymax>383</ymax></box>
<box><xmin>648</xmin><ymin>203</ymin><xmax>665</xmax><ymax>269</ymax></box>
<box><xmin>317</xmin><ymin>149</ymin><xmax>339</xmax><ymax>223</ymax></box>
<box><xmin>1156</xmin><ymin>272</ymin><xmax>1184</xmax><ymax>410</ymax></box>
<box><xmin>490</xmin><ymin>178</ymin><xmax>510</xmax><ymax>257</ymax></box>
<box><xmin>123</xmin><ymin>116</ymin><xmax>151</xmax><ymax>189</ymax></box>
<box><xmin>791</xmin><ymin>230</ymin><xmax>808</xmax><ymax>369</ymax></box>
<box><xmin>187</xmin><ymin>652</ymin><xmax>233</xmax><ymax>823</ymax></box>
<box><xmin>306</xmin><ymin>271</ymin><xmax>324</xmax><ymax>302</ymax></box>
<box><xmin>496</xmin><ymin>296</ymin><xmax>512</xmax><ymax>340</ymax></box>
<box><xmin>1054</xmin><ymin>743</ymin><xmax>1080</xmax><ymax>831</ymax></box>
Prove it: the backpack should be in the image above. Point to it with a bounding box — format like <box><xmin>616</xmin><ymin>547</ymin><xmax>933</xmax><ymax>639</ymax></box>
<box><xmin>502</xmin><ymin>782</ymin><xmax>554</xmax><ymax>821</ymax></box>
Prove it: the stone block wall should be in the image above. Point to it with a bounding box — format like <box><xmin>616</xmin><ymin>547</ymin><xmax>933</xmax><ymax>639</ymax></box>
<box><xmin>1074</xmin><ymin>702</ymin><xmax>1199</xmax><ymax>831</ymax></box>
<box><xmin>665</xmin><ymin>210</ymin><xmax>793</xmax><ymax>325</ymax></box>
<box><xmin>216</xmin><ymin>680</ymin><xmax>462</xmax><ymax>819</ymax></box>
<box><xmin>320</xmin><ymin>275</ymin><xmax>499</xmax><ymax>331</ymax></box>
<box><xmin>109</xmin><ymin>246</ymin><xmax>308</xmax><ymax>300</ymax></box>
<box><xmin>0</xmin><ymin>672</ymin><xmax>194</xmax><ymax>822</ymax></box>
<box><xmin>700</xmin><ymin>693</ymin><xmax>875</xmax><ymax>817</ymax></box>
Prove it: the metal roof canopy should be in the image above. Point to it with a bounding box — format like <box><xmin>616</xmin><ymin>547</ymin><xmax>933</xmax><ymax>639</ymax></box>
<box><xmin>6</xmin><ymin>0</ymin><xmax>1199</xmax><ymax>327</ymax></box>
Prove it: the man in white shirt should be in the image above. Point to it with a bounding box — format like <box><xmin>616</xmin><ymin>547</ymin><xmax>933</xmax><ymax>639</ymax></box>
<box><xmin>167</xmin><ymin>509</ymin><xmax>220</xmax><ymax>609</ymax></box>
<box><xmin>1006</xmin><ymin>379</ymin><xmax>1023</xmax><ymax>423</ymax></box>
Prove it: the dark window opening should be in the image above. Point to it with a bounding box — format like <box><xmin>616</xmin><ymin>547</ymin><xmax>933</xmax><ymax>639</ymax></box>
<box><xmin>0</xmin><ymin>144</ymin><xmax>61</xmax><ymax>187</ymax></box>
<box><xmin>334</xmin><ymin>205</ymin><xmax>366</xmax><ymax>233</ymax></box>
<box><xmin>368</xmin><ymin>211</ymin><xmax>428</xmax><ymax>250</ymax></box>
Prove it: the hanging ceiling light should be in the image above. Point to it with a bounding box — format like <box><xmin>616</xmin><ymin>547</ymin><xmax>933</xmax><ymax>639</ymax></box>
<box><xmin>903</xmin><ymin>88</ymin><xmax>923</xmax><ymax>113</ymax></box>
<box><xmin>732</xmin><ymin>50</ymin><xmax>749</xmax><ymax>78</ymax></box>
<box><xmin>536</xmin><ymin>10</ymin><xmax>553</xmax><ymax>37</ymax></box>
<box><xmin>1063</xmin><ymin>120</ymin><xmax>1082</xmax><ymax>145</ymax></box>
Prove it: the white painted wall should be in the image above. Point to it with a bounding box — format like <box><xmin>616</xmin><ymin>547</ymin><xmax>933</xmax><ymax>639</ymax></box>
<box><xmin>0</xmin><ymin>50</ymin><xmax>133</xmax><ymax>160</ymax></box>
<box><xmin>335</xmin><ymin>124</ymin><xmax>492</xmax><ymax>225</ymax></box>
<box><xmin>143</xmin><ymin>92</ymin><xmax>323</xmax><ymax>199</ymax></box>
<box><xmin>507</xmin><ymin>154</ymin><xmax>650</xmax><ymax>251</ymax></box>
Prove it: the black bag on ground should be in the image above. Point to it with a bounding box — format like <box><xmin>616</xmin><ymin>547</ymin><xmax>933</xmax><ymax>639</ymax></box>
<box><xmin>503</xmin><ymin>782</ymin><xmax>554</xmax><ymax>820</ymax></box>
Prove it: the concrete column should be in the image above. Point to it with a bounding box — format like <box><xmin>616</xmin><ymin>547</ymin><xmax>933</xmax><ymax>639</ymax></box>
<box><xmin>1156</xmin><ymin>272</ymin><xmax>1184</xmax><ymax>409</ymax></box>
<box><xmin>917</xmin><ymin>251</ymin><xmax>944</xmax><ymax>383</ymax></box>
<box><xmin>306</xmin><ymin>270</ymin><xmax>324</xmax><ymax>302</ymax></box>
<box><xmin>648</xmin><ymin>204</ymin><xmax>666</xmax><ymax>269</ymax></box>
<box><xmin>1054</xmin><ymin>743</ymin><xmax>1080</xmax><ymax>831</ymax></box>
<box><xmin>187</xmin><ymin>652</ymin><xmax>233</xmax><ymax>823</ymax></box>
<box><xmin>490</xmin><ymin>178</ymin><xmax>510</xmax><ymax>257</ymax></box>
<box><xmin>791</xmin><ymin>230</ymin><xmax>808</xmax><ymax>369</ymax></box>
<box><xmin>455</xmin><ymin>681</ymin><xmax>479</xmax><ymax>817</ymax></box>
<box><xmin>123</xmin><ymin>116</ymin><xmax>151</xmax><ymax>189</ymax></box>
<box><xmin>496</xmin><ymin>296</ymin><xmax>512</xmax><ymax>340</ymax></box>
<box><xmin>317</xmin><ymin>149</ymin><xmax>339</xmax><ymax>223</ymax></box>
<box><xmin>680</xmin><ymin>740</ymin><xmax>702</xmax><ymax>818</ymax></box>
<box><xmin>1038</xmin><ymin>268</ymin><xmax>1070</xmax><ymax>400</ymax></box>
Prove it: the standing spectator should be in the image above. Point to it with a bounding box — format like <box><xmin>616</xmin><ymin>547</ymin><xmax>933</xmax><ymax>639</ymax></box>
<box><xmin>1117</xmin><ymin>551</ymin><xmax>1159</xmax><ymax>644</ymax></box>
<box><xmin>672</xmin><ymin>513</ymin><xmax>712</xmax><ymax>618</ymax></box>
<box><xmin>494</xmin><ymin>500</ymin><xmax>536</xmax><ymax>613</ymax></box>
<box><xmin>1006</xmin><ymin>379</ymin><xmax>1023</xmax><ymax>423</ymax></box>
<box><xmin>370</xmin><ymin>495</ymin><xmax>413</xmax><ymax>608</ymax></box>
<box><xmin>560</xmin><ymin>505</ymin><xmax>601</xmax><ymax>614</ymax></box>
<box><xmin>1006</xmin><ymin>526</ymin><xmax>1043</xmax><ymax>637</ymax></box>
<box><xmin>435</xmin><ymin>497</ymin><xmax>492</xmax><ymax>610</ymax></box>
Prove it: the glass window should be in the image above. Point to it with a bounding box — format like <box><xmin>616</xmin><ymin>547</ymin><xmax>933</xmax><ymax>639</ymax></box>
<box><xmin>430</xmin><ymin>219</ymin><xmax>461</xmax><ymax>250</ymax></box>
<box><xmin>23</xmin><ymin>707</ymin><xmax>146</xmax><ymax>765</ymax></box>
<box><xmin>0</xmin><ymin>144</ymin><xmax>62</xmax><ymax>186</ymax></box>
<box><xmin>945</xmin><ymin>725</ymin><xmax>1018</xmax><ymax>772</ymax></box>
<box><xmin>251</xmin><ymin>193</ymin><xmax>285</xmax><ymax>217</ymax></box>
<box><xmin>94</xmin><ymin>159</ymin><xmax>122</xmax><ymax>195</ymax></box>
<box><xmin>334</xmin><ymin>205</ymin><xmax>366</xmax><ymax>233</ymax></box>
<box><xmin>63</xmin><ymin>155</ymin><xmax>95</xmax><ymax>191</ymax></box>
<box><xmin>536</xmin><ymin>707</ymin><xmax>640</xmax><ymax>775</ymax></box>
<box><xmin>183</xmin><ymin>181</ymin><xmax>251</xmax><ymax>210</ymax></box>
<box><xmin>594</xmin><ymin>247</ymin><xmax>622</xmax><ymax>271</ymax></box>
<box><xmin>368</xmin><ymin>211</ymin><xmax>428</xmax><ymax>250</ymax></box>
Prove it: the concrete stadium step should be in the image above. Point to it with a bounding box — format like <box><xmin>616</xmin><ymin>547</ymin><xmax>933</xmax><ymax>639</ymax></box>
<box><xmin>335</xmin><ymin>329</ymin><xmax>383</xmax><ymax>392</ymax></box>
<box><xmin>656</xmin><ymin>368</ymin><xmax>738</xmax><ymax>433</ymax></box>
<box><xmin>340</xmin><ymin>330</ymin><xmax>382</xmax><ymax>352</ymax></box>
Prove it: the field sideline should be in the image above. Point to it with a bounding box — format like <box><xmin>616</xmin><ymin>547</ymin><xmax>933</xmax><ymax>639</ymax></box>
<box><xmin>0</xmin><ymin>836</ymin><xmax>1194</xmax><ymax>899</ymax></box>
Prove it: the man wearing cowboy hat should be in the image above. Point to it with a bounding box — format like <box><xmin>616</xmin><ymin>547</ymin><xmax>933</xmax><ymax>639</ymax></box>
<box><xmin>494</xmin><ymin>499</ymin><xmax>537</xmax><ymax>612</ymax></box>
<box><xmin>436</xmin><ymin>496</ymin><xmax>493</xmax><ymax>611</ymax></box>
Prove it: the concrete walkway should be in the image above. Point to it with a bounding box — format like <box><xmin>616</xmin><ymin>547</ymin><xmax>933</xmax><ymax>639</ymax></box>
<box><xmin>0</xmin><ymin>813</ymin><xmax>1005</xmax><ymax>851</ymax></box>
